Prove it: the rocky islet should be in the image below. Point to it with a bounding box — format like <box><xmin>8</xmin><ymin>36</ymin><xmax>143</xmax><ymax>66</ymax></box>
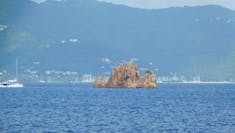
<box><xmin>94</xmin><ymin>62</ymin><xmax>157</xmax><ymax>88</ymax></box>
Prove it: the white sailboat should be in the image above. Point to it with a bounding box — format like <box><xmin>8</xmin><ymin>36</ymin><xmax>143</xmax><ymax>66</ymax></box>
<box><xmin>0</xmin><ymin>59</ymin><xmax>24</xmax><ymax>88</ymax></box>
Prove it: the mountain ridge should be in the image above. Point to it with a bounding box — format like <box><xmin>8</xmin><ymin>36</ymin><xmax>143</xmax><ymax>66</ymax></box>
<box><xmin>1</xmin><ymin>0</ymin><xmax>235</xmax><ymax>81</ymax></box>
<box><xmin>32</xmin><ymin>0</ymin><xmax>235</xmax><ymax>12</ymax></box>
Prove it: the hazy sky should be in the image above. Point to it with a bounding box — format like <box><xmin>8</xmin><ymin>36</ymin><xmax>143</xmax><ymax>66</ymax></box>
<box><xmin>32</xmin><ymin>0</ymin><xmax>235</xmax><ymax>10</ymax></box>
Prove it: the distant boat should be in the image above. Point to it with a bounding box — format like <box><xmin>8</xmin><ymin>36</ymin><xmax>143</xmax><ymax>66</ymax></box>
<box><xmin>0</xmin><ymin>80</ymin><xmax>24</xmax><ymax>88</ymax></box>
<box><xmin>0</xmin><ymin>59</ymin><xmax>24</xmax><ymax>88</ymax></box>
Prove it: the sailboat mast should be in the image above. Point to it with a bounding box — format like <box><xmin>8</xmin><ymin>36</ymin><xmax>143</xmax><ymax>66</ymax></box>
<box><xmin>16</xmin><ymin>59</ymin><xmax>18</xmax><ymax>81</ymax></box>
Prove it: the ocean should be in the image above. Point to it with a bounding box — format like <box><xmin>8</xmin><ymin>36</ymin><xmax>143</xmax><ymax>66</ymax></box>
<box><xmin>0</xmin><ymin>83</ymin><xmax>235</xmax><ymax>132</ymax></box>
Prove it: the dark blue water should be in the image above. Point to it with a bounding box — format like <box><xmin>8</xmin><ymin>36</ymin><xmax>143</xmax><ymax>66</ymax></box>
<box><xmin>1</xmin><ymin>83</ymin><xmax>235</xmax><ymax>132</ymax></box>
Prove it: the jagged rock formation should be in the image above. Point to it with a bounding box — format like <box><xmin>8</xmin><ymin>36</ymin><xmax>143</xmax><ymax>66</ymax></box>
<box><xmin>94</xmin><ymin>62</ymin><xmax>157</xmax><ymax>88</ymax></box>
<box><xmin>94</xmin><ymin>76</ymin><xmax>107</xmax><ymax>88</ymax></box>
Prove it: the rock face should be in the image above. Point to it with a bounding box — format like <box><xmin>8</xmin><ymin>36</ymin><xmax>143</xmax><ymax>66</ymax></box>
<box><xmin>136</xmin><ymin>73</ymin><xmax>157</xmax><ymax>88</ymax></box>
<box><xmin>94</xmin><ymin>76</ymin><xmax>107</xmax><ymax>88</ymax></box>
<box><xmin>94</xmin><ymin>62</ymin><xmax>157</xmax><ymax>88</ymax></box>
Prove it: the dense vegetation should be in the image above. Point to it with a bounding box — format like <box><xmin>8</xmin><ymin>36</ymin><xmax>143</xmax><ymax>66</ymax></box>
<box><xmin>1</xmin><ymin>0</ymin><xmax>235</xmax><ymax>81</ymax></box>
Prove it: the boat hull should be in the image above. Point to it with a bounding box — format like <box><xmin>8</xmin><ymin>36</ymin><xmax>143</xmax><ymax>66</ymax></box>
<box><xmin>0</xmin><ymin>82</ymin><xmax>24</xmax><ymax>88</ymax></box>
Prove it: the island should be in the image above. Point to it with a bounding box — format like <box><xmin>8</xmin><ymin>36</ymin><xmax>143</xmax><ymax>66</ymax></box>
<box><xmin>94</xmin><ymin>62</ymin><xmax>157</xmax><ymax>88</ymax></box>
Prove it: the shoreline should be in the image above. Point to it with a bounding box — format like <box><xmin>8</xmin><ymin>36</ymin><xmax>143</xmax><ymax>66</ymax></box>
<box><xmin>8</xmin><ymin>81</ymin><xmax>235</xmax><ymax>84</ymax></box>
<box><xmin>158</xmin><ymin>81</ymin><xmax>235</xmax><ymax>84</ymax></box>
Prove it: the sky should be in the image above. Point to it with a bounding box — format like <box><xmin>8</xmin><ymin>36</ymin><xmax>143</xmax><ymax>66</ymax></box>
<box><xmin>32</xmin><ymin>0</ymin><xmax>235</xmax><ymax>10</ymax></box>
